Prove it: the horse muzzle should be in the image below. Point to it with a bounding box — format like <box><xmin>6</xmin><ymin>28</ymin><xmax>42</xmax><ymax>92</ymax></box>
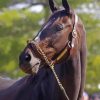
<box><xmin>19</xmin><ymin>47</ymin><xmax>41</xmax><ymax>74</ymax></box>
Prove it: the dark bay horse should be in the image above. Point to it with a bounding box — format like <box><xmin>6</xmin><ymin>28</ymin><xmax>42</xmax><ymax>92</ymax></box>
<box><xmin>0</xmin><ymin>0</ymin><xmax>87</xmax><ymax>100</ymax></box>
<box><xmin>0</xmin><ymin>77</ymin><xmax>16</xmax><ymax>91</ymax></box>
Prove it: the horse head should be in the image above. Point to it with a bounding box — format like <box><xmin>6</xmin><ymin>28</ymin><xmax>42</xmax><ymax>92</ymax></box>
<box><xmin>19</xmin><ymin>0</ymin><xmax>79</xmax><ymax>74</ymax></box>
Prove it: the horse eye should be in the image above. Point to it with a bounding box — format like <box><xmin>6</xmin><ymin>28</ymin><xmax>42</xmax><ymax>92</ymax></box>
<box><xmin>56</xmin><ymin>24</ymin><xmax>64</xmax><ymax>31</ymax></box>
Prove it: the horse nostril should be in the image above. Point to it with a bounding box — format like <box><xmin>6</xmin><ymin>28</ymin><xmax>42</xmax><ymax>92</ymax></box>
<box><xmin>25</xmin><ymin>54</ymin><xmax>31</xmax><ymax>62</ymax></box>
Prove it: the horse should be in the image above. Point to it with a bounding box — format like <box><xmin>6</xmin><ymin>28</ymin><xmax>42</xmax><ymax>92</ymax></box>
<box><xmin>0</xmin><ymin>77</ymin><xmax>16</xmax><ymax>91</ymax></box>
<box><xmin>0</xmin><ymin>0</ymin><xmax>87</xmax><ymax>100</ymax></box>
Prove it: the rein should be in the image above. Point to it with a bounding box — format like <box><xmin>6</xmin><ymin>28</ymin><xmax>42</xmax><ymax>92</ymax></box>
<box><xmin>28</xmin><ymin>14</ymin><xmax>78</xmax><ymax>100</ymax></box>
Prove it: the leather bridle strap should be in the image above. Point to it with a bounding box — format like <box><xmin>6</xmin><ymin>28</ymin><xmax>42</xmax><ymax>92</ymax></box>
<box><xmin>53</xmin><ymin>14</ymin><xmax>78</xmax><ymax>63</ymax></box>
<box><xmin>55</xmin><ymin>46</ymin><xmax>68</xmax><ymax>62</ymax></box>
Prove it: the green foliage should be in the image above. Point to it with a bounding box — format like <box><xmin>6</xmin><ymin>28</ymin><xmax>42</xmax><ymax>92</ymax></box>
<box><xmin>0</xmin><ymin>0</ymin><xmax>11</xmax><ymax>8</ymax></box>
<box><xmin>0</xmin><ymin>10</ymin><xmax>44</xmax><ymax>37</ymax></box>
<box><xmin>78</xmin><ymin>14</ymin><xmax>100</xmax><ymax>93</ymax></box>
<box><xmin>55</xmin><ymin>0</ymin><xmax>92</xmax><ymax>8</ymax></box>
<box><xmin>0</xmin><ymin>0</ymin><xmax>27</xmax><ymax>8</ymax></box>
<box><xmin>0</xmin><ymin>9</ymin><xmax>44</xmax><ymax>78</ymax></box>
<box><xmin>69</xmin><ymin>0</ymin><xmax>92</xmax><ymax>7</ymax></box>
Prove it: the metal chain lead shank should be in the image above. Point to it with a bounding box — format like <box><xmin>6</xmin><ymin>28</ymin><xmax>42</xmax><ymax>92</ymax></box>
<box><xmin>31</xmin><ymin>41</ymin><xmax>70</xmax><ymax>100</ymax></box>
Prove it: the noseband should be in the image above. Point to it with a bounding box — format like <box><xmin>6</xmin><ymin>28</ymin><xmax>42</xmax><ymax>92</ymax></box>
<box><xmin>27</xmin><ymin>14</ymin><xmax>78</xmax><ymax>100</ymax></box>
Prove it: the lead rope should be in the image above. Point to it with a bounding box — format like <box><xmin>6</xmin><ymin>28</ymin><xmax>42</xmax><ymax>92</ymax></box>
<box><xmin>30</xmin><ymin>41</ymin><xmax>70</xmax><ymax>100</ymax></box>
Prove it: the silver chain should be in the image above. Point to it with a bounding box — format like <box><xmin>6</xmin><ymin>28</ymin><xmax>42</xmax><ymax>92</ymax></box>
<box><xmin>30</xmin><ymin>41</ymin><xmax>70</xmax><ymax>100</ymax></box>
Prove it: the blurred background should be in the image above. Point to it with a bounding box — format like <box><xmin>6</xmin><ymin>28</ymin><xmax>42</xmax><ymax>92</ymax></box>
<box><xmin>0</xmin><ymin>0</ymin><xmax>100</xmax><ymax>98</ymax></box>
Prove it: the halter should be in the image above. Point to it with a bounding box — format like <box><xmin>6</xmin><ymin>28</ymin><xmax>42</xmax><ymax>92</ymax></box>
<box><xmin>27</xmin><ymin>14</ymin><xmax>78</xmax><ymax>100</ymax></box>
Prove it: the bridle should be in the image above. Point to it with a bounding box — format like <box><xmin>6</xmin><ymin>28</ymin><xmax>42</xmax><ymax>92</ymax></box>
<box><xmin>27</xmin><ymin>14</ymin><xmax>78</xmax><ymax>100</ymax></box>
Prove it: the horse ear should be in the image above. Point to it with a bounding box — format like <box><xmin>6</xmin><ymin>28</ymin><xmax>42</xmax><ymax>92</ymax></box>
<box><xmin>48</xmin><ymin>0</ymin><xmax>58</xmax><ymax>13</ymax></box>
<box><xmin>62</xmin><ymin>0</ymin><xmax>70</xmax><ymax>13</ymax></box>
